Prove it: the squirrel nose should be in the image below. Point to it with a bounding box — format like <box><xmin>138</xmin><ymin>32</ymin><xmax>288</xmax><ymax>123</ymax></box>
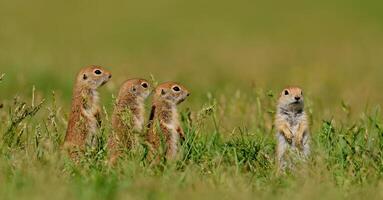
<box><xmin>295</xmin><ymin>96</ymin><xmax>301</xmax><ymax>101</ymax></box>
<box><xmin>187</xmin><ymin>93</ymin><xmax>190</xmax><ymax>97</ymax></box>
<box><xmin>108</xmin><ymin>74</ymin><xmax>112</xmax><ymax>79</ymax></box>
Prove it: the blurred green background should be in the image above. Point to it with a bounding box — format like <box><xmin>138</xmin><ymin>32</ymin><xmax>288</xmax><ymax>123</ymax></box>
<box><xmin>0</xmin><ymin>0</ymin><xmax>383</xmax><ymax>116</ymax></box>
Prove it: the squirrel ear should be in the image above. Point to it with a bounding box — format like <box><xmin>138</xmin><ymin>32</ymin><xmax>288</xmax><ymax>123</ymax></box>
<box><xmin>83</xmin><ymin>74</ymin><xmax>88</xmax><ymax>80</ymax></box>
<box><xmin>161</xmin><ymin>89</ymin><xmax>166</xmax><ymax>95</ymax></box>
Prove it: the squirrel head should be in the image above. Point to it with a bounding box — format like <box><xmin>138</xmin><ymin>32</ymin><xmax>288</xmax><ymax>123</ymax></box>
<box><xmin>77</xmin><ymin>65</ymin><xmax>112</xmax><ymax>90</ymax></box>
<box><xmin>154</xmin><ymin>82</ymin><xmax>190</xmax><ymax>105</ymax></box>
<box><xmin>119</xmin><ymin>78</ymin><xmax>151</xmax><ymax>100</ymax></box>
<box><xmin>278</xmin><ymin>86</ymin><xmax>304</xmax><ymax>111</ymax></box>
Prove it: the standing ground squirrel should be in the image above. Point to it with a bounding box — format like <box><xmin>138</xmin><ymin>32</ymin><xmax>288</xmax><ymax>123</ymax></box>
<box><xmin>275</xmin><ymin>86</ymin><xmax>310</xmax><ymax>171</ymax></box>
<box><xmin>64</xmin><ymin>65</ymin><xmax>112</xmax><ymax>158</ymax></box>
<box><xmin>146</xmin><ymin>82</ymin><xmax>190</xmax><ymax>162</ymax></box>
<box><xmin>108</xmin><ymin>78</ymin><xmax>151</xmax><ymax>164</ymax></box>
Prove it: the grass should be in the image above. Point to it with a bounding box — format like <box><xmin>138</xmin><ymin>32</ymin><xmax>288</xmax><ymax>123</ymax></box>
<box><xmin>0</xmin><ymin>85</ymin><xmax>382</xmax><ymax>200</ymax></box>
<box><xmin>1</xmin><ymin>0</ymin><xmax>383</xmax><ymax>199</ymax></box>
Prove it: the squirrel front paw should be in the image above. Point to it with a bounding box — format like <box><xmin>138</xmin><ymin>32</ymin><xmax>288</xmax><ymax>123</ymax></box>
<box><xmin>285</xmin><ymin>134</ymin><xmax>293</xmax><ymax>144</ymax></box>
<box><xmin>295</xmin><ymin>136</ymin><xmax>303</xmax><ymax>149</ymax></box>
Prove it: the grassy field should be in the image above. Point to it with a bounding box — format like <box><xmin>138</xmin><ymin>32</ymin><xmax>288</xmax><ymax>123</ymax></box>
<box><xmin>1</xmin><ymin>0</ymin><xmax>383</xmax><ymax>199</ymax></box>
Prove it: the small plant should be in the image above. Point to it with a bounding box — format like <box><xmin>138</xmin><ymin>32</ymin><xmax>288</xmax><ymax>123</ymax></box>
<box><xmin>0</xmin><ymin>74</ymin><xmax>4</xmax><ymax>109</ymax></box>
<box><xmin>3</xmin><ymin>96</ymin><xmax>45</xmax><ymax>148</ymax></box>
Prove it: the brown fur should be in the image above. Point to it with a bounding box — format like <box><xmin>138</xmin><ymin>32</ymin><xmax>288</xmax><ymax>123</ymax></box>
<box><xmin>108</xmin><ymin>79</ymin><xmax>151</xmax><ymax>164</ymax></box>
<box><xmin>63</xmin><ymin>65</ymin><xmax>112</xmax><ymax>159</ymax></box>
<box><xmin>146</xmin><ymin>82</ymin><xmax>189</xmax><ymax>163</ymax></box>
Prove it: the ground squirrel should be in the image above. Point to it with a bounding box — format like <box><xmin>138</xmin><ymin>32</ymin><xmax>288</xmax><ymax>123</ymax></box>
<box><xmin>64</xmin><ymin>65</ymin><xmax>112</xmax><ymax>158</ymax></box>
<box><xmin>146</xmin><ymin>82</ymin><xmax>190</xmax><ymax>162</ymax></box>
<box><xmin>275</xmin><ymin>86</ymin><xmax>310</xmax><ymax>171</ymax></box>
<box><xmin>108</xmin><ymin>78</ymin><xmax>151</xmax><ymax>164</ymax></box>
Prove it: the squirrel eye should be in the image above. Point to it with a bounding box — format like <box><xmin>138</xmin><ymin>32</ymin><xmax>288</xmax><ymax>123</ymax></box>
<box><xmin>94</xmin><ymin>69</ymin><xmax>102</xmax><ymax>75</ymax></box>
<box><xmin>141</xmin><ymin>82</ymin><xmax>148</xmax><ymax>88</ymax></box>
<box><xmin>172</xmin><ymin>86</ymin><xmax>180</xmax><ymax>92</ymax></box>
<box><xmin>284</xmin><ymin>90</ymin><xmax>289</xmax><ymax>95</ymax></box>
